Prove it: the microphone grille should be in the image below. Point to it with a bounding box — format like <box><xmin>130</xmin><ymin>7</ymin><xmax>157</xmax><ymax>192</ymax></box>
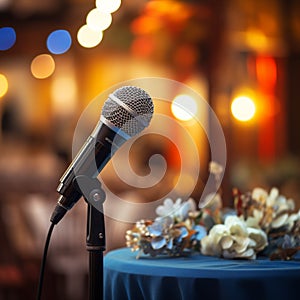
<box><xmin>101</xmin><ymin>86</ymin><xmax>154</xmax><ymax>138</ymax></box>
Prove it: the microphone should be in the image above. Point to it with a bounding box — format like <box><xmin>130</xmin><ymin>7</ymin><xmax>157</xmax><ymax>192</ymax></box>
<box><xmin>50</xmin><ymin>86</ymin><xmax>154</xmax><ymax>224</ymax></box>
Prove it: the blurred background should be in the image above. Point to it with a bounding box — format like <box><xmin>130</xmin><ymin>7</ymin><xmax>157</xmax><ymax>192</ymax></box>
<box><xmin>1</xmin><ymin>0</ymin><xmax>300</xmax><ymax>299</ymax></box>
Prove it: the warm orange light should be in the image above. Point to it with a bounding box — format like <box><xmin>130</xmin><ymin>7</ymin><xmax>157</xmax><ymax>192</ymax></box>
<box><xmin>51</xmin><ymin>76</ymin><xmax>77</xmax><ymax>116</ymax></box>
<box><xmin>131</xmin><ymin>37</ymin><xmax>154</xmax><ymax>57</ymax></box>
<box><xmin>31</xmin><ymin>54</ymin><xmax>55</xmax><ymax>79</ymax></box>
<box><xmin>256</xmin><ymin>56</ymin><xmax>277</xmax><ymax>88</ymax></box>
<box><xmin>246</xmin><ymin>29</ymin><xmax>268</xmax><ymax>51</ymax></box>
<box><xmin>131</xmin><ymin>16</ymin><xmax>161</xmax><ymax>35</ymax></box>
<box><xmin>145</xmin><ymin>0</ymin><xmax>190</xmax><ymax>21</ymax></box>
<box><xmin>173</xmin><ymin>44</ymin><xmax>198</xmax><ymax>68</ymax></box>
<box><xmin>171</xmin><ymin>94</ymin><xmax>198</xmax><ymax>121</ymax></box>
<box><xmin>0</xmin><ymin>73</ymin><xmax>8</xmax><ymax>97</ymax></box>
<box><xmin>231</xmin><ymin>96</ymin><xmax>256</xmax><ymax>122</ymax></box>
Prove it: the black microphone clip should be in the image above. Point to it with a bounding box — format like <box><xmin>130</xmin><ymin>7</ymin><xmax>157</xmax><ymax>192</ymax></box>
<box><xmin>73</xmin><ymin>175</ymin><xmax>106</xmax><ymax>210</ymax></box>
<box><xmin>50</xmin><ymin>175</ymin><xmax>106</xmax><ymax>225</ymax></box>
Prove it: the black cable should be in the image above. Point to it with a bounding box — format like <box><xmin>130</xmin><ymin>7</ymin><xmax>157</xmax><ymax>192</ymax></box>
<box><xmin>36</xmin><ymin>222</ymin><xmax>55</xmax><ymax>300</ymax></box>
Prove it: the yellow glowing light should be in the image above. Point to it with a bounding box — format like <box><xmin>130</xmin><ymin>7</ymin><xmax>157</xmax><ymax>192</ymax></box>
<box><xmin>231</xmin><ymin>96</ymin><xmax>256</xmax><ymax>122</ymax></box>
<box><xmin>51</xmin><ymin>76</ymin><xmax>77</xmax><ymax>117</ymax></box>
<box><xmin>77</xmin><ymin>25</ymin><xmax>103</xmax><ymax>48</ymax></box>
<box><xmin>31</xmin><ymin>54</ymin><xmax>55</xmax><ymax>79</ymax></box>
<box><xmin>171</xmin><ymin>94</ymin><xmax>198</xmax><ymax>121</ymax></box>
<box><xmin>87</xmin><ymin>9</ymin><xmax>112</xmax><ymax>31</ymax></box>
<box><xmin>0</xmin><ymin>73</ymin><xmax>8</xmax><ymax>97</ymax></box>
<box><xmin>246</xmin><ymin>29</ymin><xmax>268</xmax><ymax>51</ymax></box>
<box><xmin>96</xmin><ymin>0</ymin><xmax>121</xmax><ymax>13</ymax></box>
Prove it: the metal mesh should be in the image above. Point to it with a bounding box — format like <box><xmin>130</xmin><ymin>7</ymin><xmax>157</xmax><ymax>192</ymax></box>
<box><xmin>101</xmin><ymin>86</ymin><xmax>154</xmax><ymax>137</ymax></box>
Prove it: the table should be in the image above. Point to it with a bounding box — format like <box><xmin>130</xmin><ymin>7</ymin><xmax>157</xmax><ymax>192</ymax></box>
<box><xmin>104</xmin><ymin>248</ymin><xmax>300</xmax><ymax>300</ymax></box>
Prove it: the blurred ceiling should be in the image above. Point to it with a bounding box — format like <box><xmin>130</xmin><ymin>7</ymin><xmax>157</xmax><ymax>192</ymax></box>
<box><xmin>0</xmin><ymin>0</ymin><xmax>152</xmax><ymax>54</ymax></box>
<box><xmin>0</xmin><ymin>0</ymin><xmax>68</xmax><ymax>19</ymax></box>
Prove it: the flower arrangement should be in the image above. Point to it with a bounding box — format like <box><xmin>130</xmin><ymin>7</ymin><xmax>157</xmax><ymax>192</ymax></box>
<box><xmin>233</xmin><ymin>186</ymin><xmax>300</xmax><ymax>260</ymax></box>
<box><xmin>125</xmin><ymin>162</ymin><xmax>300</xmax><ymax>260</ymax></box>
<box><xmin>125</xmin><ymin>198</ymin><xmax>206</xmax><ymax>258</ymax></box>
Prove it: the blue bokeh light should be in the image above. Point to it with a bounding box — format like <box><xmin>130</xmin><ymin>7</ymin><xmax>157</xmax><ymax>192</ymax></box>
<box><xmin>0</xmin><ymin>27</ymin><xmax>16</xmax><ymax>51</ymax></box>
<box><xmin>47</xmin><ymin>30</ymin><xmax>72</xmax><ymax>54</ymax></box>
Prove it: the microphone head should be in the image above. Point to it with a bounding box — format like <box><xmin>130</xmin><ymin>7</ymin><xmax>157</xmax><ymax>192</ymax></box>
<box><xmin>101</xmin><ymin>86</ymin><xmax>154</xmax><ymax>138</ymax></box>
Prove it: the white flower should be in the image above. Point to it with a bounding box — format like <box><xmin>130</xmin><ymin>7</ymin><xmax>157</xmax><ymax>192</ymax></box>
<box><xmin>155</xmin><ymin>198</ymin><xmax>196</xmax><ymax>221</ymax></box>
<box><xmin>201</xmin><ymin>216</ymin><xmax>268</xmax><ymax>259</ymax></box>
<box><xmin>201</xmin><ymin>224</ymin><xmax>228</xmax><ymax>257</ymax></box>
<box><xmin>156</xmin><ymin>198</ymin><xmax>182</xmax><ymax>217</ymax></box>
<box><xmin>179</xmin><ymin>198</ymin><xmax>196</xmax><ymax>220</ymax></box>
<box><xmin>271</xmin><ymin>213</ymin><xmax>289</xmax><ymax>228</ymax></box>
<box><xmin>266</xmin><ymin>187</ymin><xmax>279</xmax><ymax>206</ymax></box>
<box><xmin>286</xmin><ymin>211</ymin><xmax>300</xmax><ymax>230</ymax></box>
<box><xmin>219</xmin><ymin>236</ymin><xmax>233</xmax><ymax>249</ymax></box>
<box><xmin>225</xmin><ymin>215</ymin><xmax>248</xmax><ymax>237</ymax></box>
<box><xmin>247</xmin><ymin>227</ymin><xmax>268</xmax><ymax>251</ymax></box>
<box><xmin>241</xmin><ymin>209</ymin><xmax>263</xmax><ymax>228</ymax></box>
<box><xmin>252</xmin><ymin>187</ymin><xmax>268</xmax><ymax>202</ymax></box>
<box><xmin>249</xmin><ymin>187</ymin><xmax>297</xmax><ymax>230</ymax></box>
<box><xmin>231</xmin><ymin>236</ymin><xmax>250</xmax><ymax>253</ymax></box>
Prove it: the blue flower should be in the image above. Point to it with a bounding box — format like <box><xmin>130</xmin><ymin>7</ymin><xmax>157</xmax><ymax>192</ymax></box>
<box><xmin>193</xmin><ymin>225</ymin><xmax>207</xmax><ymax>241</ymax></box>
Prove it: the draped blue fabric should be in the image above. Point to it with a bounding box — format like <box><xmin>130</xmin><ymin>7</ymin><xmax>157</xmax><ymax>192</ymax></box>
<box><xmin>104</xmin><ymin>248</ymin><xmax>300</xmax><ymax>300</ymax></box>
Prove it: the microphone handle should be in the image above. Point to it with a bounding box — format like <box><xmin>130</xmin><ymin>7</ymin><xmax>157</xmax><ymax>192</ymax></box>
<box><xmin>51</xmin><ymin>122</ymin><xmax>126</xmax><ymax>224</ymax></box>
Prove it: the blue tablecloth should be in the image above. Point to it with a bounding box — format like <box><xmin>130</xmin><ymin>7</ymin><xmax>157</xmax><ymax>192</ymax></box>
<box><xmin>104</xmin><ymin>248</ymin><xmax>300</xmax><ymax>300</ymax></box>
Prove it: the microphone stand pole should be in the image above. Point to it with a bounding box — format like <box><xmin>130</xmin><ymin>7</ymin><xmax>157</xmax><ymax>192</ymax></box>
<box><xmin>74</xmin><ymin>175</ymin><xmax>106</xmax><ymax>300</ymax></box>
<box><xmin>86</xmin><ymin>203</ymin><xmax>105</xmax><ymax>300</ymax></box>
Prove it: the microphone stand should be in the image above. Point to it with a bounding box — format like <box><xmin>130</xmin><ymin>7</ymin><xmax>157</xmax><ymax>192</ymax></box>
<box><xmin>74</xmin><ymin>175</ymin><xmax>106</xmax><ymax>300</ymax></box>
<box><xmin>86</xmin><ymin>204</ymin><xmax>105</xmax><ymax>300</ymax></box>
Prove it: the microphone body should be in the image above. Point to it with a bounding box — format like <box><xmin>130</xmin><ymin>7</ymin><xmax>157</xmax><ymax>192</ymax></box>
<box><xmin>50</xmin><ymin>86</ymin><xmax>153</xmax><ymax>224</ymax></box>
<box><xmin>50</xmin><ymin>121</ymin><xmax>126</xmax><ymax>224</ymax></box>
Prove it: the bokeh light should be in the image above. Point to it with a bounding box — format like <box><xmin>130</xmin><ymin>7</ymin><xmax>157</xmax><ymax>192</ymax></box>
<box><xmin>171</xmin><ymin>94</ymin><xmax>198</xmax><ymax>121</ymax></box>
<box><xmin>256</xmin><ymin>56</ymin><xmax>277</xmax><ymax>88</ymax></box>
<box><xmin>51</xmin><ymin>76</ymin><xmax>77</xmax><ymax>117</ymax></box>
<box><xmin>231</xmin><ymin>96</ymin><xmax>256</xmax><ymax>122</ymax></box>
<box><xmin>0</xmin><ymin>27</ymin><xmax>16</xmax><ymax>51</ymax></box>
<box><xmin>131</xmin><ymin>16</ymin><xmax>162</xmax><ymax>35</ymax></box>
<box><xmin>77</xmin><ymin>25</ymin><xmax>103</xmax><ymax>48</ymax></box>
<box><xmin>95</xmin><ymin>0</ymin><xmax>121</xmax><ymax>13</ymax></box>
<box><xmin>30</xmin><ymin>54</ymin><xmax>55</xmax><ymax>79</ymax></box>
<box><xmin>246</xmin><ymin>28</ymin><xmax>268</xmax><ymax>52</ymax></box>
<box><xmin>47</xmin><ymin>29</ymin><xmax>72</xmax><ymax>54</ymax></box>
<box><xmin>131</xmin><ymin>36</ymin><xmax>155</xmax><ymax>57</ymax></box>
<box><xmin>76</xmin><ymin>0</ymin><xmax>120</xmax><ymax>49</ymax></box>
<box><xmin>87</xmin><ymin>9</ymin><xmax>112</xmax><ymax>31</ymax></box>
<box><xmin>0</xmin><ymin>73</ymin><xmax>8</xmax><ymax>97</ymax></box>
